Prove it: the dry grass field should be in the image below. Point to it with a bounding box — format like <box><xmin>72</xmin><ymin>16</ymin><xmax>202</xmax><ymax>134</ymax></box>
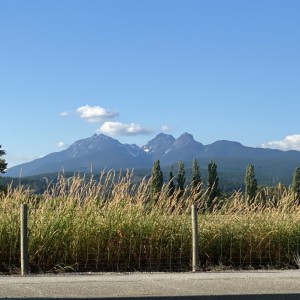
<box><xmin>0</xmin><ymin>171</ymin><xmax>300</xmax><ymax>273</ymax></box>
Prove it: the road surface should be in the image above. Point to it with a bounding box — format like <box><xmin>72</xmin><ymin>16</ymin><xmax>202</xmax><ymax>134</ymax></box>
<box><xmin>0</xmin><ymin>270</ymin><xmax>300</xmax><ymax>299</ymax></box>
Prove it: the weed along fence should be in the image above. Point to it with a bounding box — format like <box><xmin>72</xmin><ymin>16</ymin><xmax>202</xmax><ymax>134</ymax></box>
<box><xmin>4</xmin><ymin>202</ymin><xmax>300</xmax><ymax>275</ymax></box>
<box><xmin>1</xmin><ymin>174</ymin><xmax>300</xmax><ymax>274</ymax></box>
<box><xmin>17</xmin><ymin>203</ymin><xmax>199</xmax><ymax>275</ymax></box>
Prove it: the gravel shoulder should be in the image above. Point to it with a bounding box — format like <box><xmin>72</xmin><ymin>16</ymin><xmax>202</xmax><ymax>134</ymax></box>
<box><xmin>0</xmin><ymin>270</ymin><xmax>300</xmax><ymax>299</ymax></box>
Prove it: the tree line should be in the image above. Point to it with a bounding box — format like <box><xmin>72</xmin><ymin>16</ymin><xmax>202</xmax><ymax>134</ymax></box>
<box><xmin>150</xmin><ymin>158</ymin><xmax>300</xmax><ymax>204</ymax></box>
<box><xmin>150</xmin><ymin>159</ymin><xmax>221</xmax><ymax>205</ymax></box>
<box><xmin>1</xmin><ymin>144</ymin><xmax>300</xmax><ymax>204</ymax></box>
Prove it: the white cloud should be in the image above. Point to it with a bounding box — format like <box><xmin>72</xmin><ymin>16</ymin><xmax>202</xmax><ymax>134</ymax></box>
<box><xmin>160</xmin><ymin>124</ymin><xmax>171</xmax><ymax>132</ymax></box>
<box><xmin>76</xmin><ymin>105</ymin><xmax>118</xmax><ymax>123</ymax></box>
<box><xmin>97</xmin><ymin>121</ymin><xmax>153</xmax><ymax>136</ymax></box>
<box><xmin>57</xmin><ymin>141</ymin><xmax>69</xmax><ymax>148</ymax></box>
<box><xmin>59</xmin><ymin>111</ymin><xmax>70</xmax><ymax>117</ymax></box>
<box><xmin>262</xmin><ymin>135</ymin><xmax>300</xmax><ymax>151</ymax></box>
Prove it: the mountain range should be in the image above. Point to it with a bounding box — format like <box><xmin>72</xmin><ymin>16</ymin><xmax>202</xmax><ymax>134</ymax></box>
<box><xmin>6</xmin><ymin>133</ymin><xmax>300</xmax><ymax>184</ymax></box>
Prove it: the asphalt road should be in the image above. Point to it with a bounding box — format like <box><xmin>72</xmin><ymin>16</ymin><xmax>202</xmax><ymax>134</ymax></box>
<box><xmin>0</xmin><ymin>270</ymin><xmax>300</xmax><ymax>299</ymax></box>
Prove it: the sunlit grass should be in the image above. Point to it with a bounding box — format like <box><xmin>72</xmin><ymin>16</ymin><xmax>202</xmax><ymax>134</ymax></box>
<box><xmin>0</xmin><ymin>171</ymin><xmax>299</xmax><ymax>273</ymax></box>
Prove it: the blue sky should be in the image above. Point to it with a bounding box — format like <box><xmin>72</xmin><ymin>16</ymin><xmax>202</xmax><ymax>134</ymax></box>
<box><xmin>1</xmin><ymin>0</ymin><xmax>300</xmax><ymax>168</ymax></box>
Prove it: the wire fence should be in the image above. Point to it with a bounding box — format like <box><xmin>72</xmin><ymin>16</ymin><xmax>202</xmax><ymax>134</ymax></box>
<box><xmin>199</xmin><ymin>232</ymin><xmax>300</xmax><ymax>269</ymax></box>
<box><xmin>1</xmin><ymin>204</ymin><xmax>300</xmax><ymax>274</ymax></box>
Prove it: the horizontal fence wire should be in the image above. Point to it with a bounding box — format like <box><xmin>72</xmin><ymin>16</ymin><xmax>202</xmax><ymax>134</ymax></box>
<box><xmin>1</xmin><ymin>208</ymin><xmax>300</xmax><ymax>273</ymax></box>
<box><xmin>199</xmin><ymin>228</ymin><xmax>300</xmax><ymax>269</ymax></box>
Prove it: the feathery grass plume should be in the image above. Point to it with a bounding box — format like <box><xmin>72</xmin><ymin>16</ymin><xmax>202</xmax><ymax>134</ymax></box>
<box><xmin>0</xmin><ymin>172</ymin><xmax>300</xmax><ymax>273</ymax></box>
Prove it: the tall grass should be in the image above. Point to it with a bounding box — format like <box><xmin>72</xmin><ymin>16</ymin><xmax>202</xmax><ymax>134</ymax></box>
<box><xmin>0</xmin><ymin>171</ymin><xmax>300</xmax><ymax>273</ymax></box>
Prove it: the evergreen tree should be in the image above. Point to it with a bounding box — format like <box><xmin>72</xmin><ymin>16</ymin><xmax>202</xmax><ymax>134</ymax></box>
<box><xmin>207</xmin><ymin>159</ymin><xmax>220</xmax><ymax>205</ymax></box>
<box><xmin>192</xmin><ymin>158</ymin><xmax>201</xmax><ymax>194</ymax></box>
<box><xmin>291</xmin><ymin>166</ymin><xmax>300</xmax><ymax>204</ymax></box>
<box><xmin>150</xmin><ymin>160</ymin><xmax>163</xmax><ymax>197</ymax></box>
<box><xmin>167</xmin><ymin>165</ymin><xmax>175</xmax><ymax>197</ymax></box>
<box><xmin>244</xmin><ymin>164</ymin><xmax>258</xmax><ymax>202</ymax></box>
<box><xmin>177</xmin><ymin>160</ymin><xmax>186</xmax><ymax>195</ymax></box>
<box><xmin>0</xmin><ymin>145</ymin><xmax>8</xmax><ymax>194</ymax></box>
<box><xmin>0</xmin><ymin>145</ymin><xmax>7</xmax><ymax>174</ymax></box>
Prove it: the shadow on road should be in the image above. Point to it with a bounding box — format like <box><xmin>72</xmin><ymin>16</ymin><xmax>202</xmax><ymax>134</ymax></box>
<box><xmin>1</xmin><ymin>295</ymin><xmax>300</xmax><ymax>300</ymax></box>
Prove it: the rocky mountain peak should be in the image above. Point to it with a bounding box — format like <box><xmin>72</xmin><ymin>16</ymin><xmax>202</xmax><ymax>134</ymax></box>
<box><xmin>142</xmin><ymin>133</ymin><xmax>175</xmax><ymax>158</ymax></box>
<box><xmin>7</xmin><ymin>131</ymin><xmax>300</xmax><ymax>178</ymax></box>
<box><xmin>173</xmin><ymin>132</ymin><xmax>200</xmax><ymax>148</ymax></box>
<box><xmin>65</xmin><ymin>134</ymin><xmax>121</xmax><ymax>158</ymax></box>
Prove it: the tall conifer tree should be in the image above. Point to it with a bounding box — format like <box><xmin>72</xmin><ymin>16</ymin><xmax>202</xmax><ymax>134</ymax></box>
<box><xmin>192</xmin><ymin>158</ymin><xmax>201</xmax><ymax>194</ymax></box>
<box><xmin>0</xmin><ymin>145</ymin><xmax>8</xmax><ymax>193</ymax></box>
<box><xmin>150</xmin><ymin>160</ymin><xmax>163</xmax><ymax>197</ymax></box>
<box><xmin>207</xmin><ymin>159</ymin><xmax>220</xmax><ymax>206</ymax></box>
<box><xmin>177</xmin><ymin>160</ymin><xmax>186</xmax><ymax>195</ymax></box>
<box><xmin>0</xmin><ymin>145</ymin><xmax>7</xmax><ymax>174</ymax></box>
<box><xmin>245</xmin><ymin>164</ymin><xmax>258</xmax><ymax>202</ymax></box>
<box><xmin>167</xmin><ymin>165</ymin><xmax>175</xmax><ymax>197</ymax></box>
<box><xmin>291</xmin><ymin>166</ymin><xmax>300</xmax><ymax>204</ymax></box>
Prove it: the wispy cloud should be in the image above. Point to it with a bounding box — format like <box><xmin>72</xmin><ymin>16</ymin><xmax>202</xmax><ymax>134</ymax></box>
<box><xmin>160</xmin><ymin>124</ymin><xmax>171</xmax><ymax>132</ymax></box>
<box><xmin>61</xmin><ymin>104</ymin><xmax>170</xmax><ymax>137</ymax></box>
<box><xmin>97</xmin><ymin>121</ymin><xmax>153</xmax><ymax>136</ymax></box>
<box><xmin>59</xmin><ymin>111</ymin><xmax>70</xmax><ymax>117</ymax></box>
<box><xmin>57</xmin><ymin>141</ymin><xmax>69</xmax><ymax>148</ymax></box>
<box><xmin>76</xmin><ymin>105</ymin><xmax>118</xmax><ymax>123</ymax></box>
<box><xmin>262</xmin><ymin>134</ymin><xmax>300</xmax><ymax>151</ymax></box>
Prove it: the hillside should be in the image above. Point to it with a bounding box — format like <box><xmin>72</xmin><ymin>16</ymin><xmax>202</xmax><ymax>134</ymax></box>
<box><xmin>5</xmin><ymin>133</ymin><xmax>300</xmax><ymax>188</ymax></box>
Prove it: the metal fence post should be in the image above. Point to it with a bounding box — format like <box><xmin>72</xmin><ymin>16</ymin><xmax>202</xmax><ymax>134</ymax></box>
<box><xmin>192</xmin><ymin>203</ymin><xmax>199</xmax><ymax>272</ymax></box>
<box><xmin>20</xmin><ymin>203</ymin><xmax>29</xmax><ymax>275</ymax></box>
